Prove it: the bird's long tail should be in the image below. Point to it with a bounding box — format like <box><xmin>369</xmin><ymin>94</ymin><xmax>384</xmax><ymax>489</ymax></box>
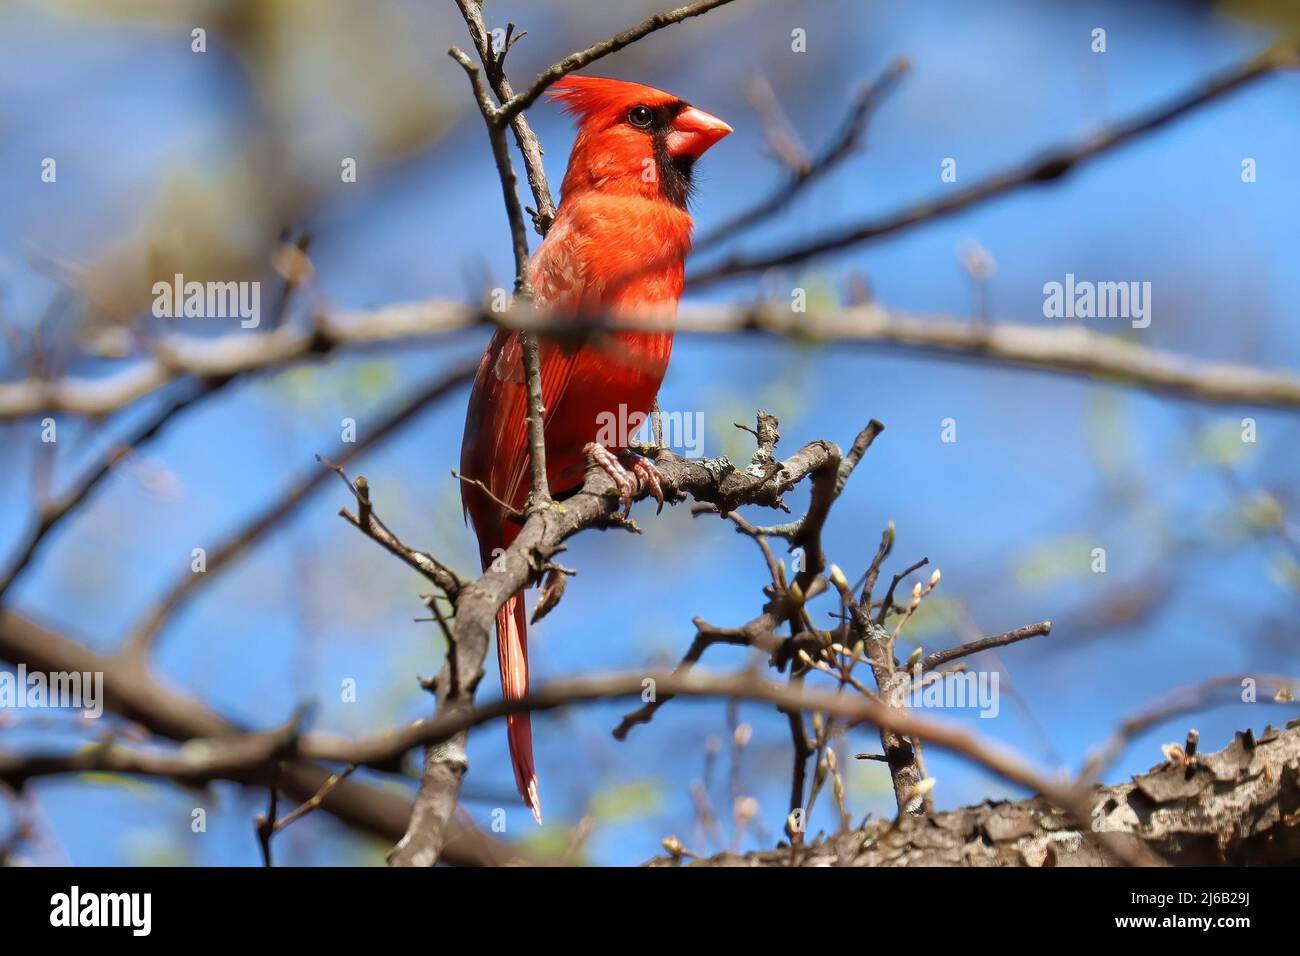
<box><xmin>496</xmin><ymin>591</ymin><xmax>541</xmax><ymax>824</ymax></box>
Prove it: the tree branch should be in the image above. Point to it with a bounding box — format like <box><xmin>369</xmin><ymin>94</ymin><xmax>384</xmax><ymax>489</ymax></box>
<box><xmin>117</xmin><ymin>363</ymin><xmax>474</xmax><ymax>662</ymax></box>
<box><xmin>686</xmin><ymin>40</ymin><xmax>1300</xmax><ymax>286</ymax></box>
<box><xmin>308</xmin><ymin>301</ymin><xmax>1300</xmax><ymax>411</ymax></box>
<box><xmin>453</xmin><ymin>0</ymin><xmax>557</xmax><ymax>233</ymax></box>
<box><xmin>321</xmin><ymin>459</ymin><xmax>464</xmax><ymax>600</ymax></box>
<box><xmin>611</xmin><ymin>613</ymin><xmax>783</xmax><ymax>739</ymax></box>
<box><xmin>10</xmin><ymin>301</ymin><xmax>1300</xmax><ymax>420</ymax></box>
<box><xmin>449</xmin><ymin>32</ymin><xmax>551</xmax><ymax>505</ymax></box>
<box><xmin>0</xmin><ymin>608</ymin><xmax>516</xmax><ymax>866</ymax></box>
<box><xmin>1079</xmin><ymin>674</ymin><xmax>1298</xmax><ymax>785</ymax></box>
<box><xmin>653</xmin><ymin>722</ymin><xmax>1300</xmax><ymax>866</ymax></box>
<box><xmin>381</xmin><ymin>426</ymin><xmax>845</xmax><ymax>865</ymax></box>
<box><xmin>495</xmin><ymin>0</ymin><xmax>739</xmax><ymax>125</ymax></box>
<box><xmin>0</xmin><ymin>718</ymin><xmax>302</xmax><ymax>790</ymax></box>
<box><xmin>303</xmin><ymin>664</ymin><xmax>1269</xmax><ymax>866</ymax></box>
<box><xmin>0</xmin><ymin>379</ymin><xmax>224</xmax><ymax>603</ymax></box>
<box><xmin>921</xmin><ymin>620</ymin><xmax>1053</xmax><ymax>671</ymax></box>
<box><xmin>694</xmin><ymin>57</ymin><xmax>909</xmax><ymax>251</ymax></box>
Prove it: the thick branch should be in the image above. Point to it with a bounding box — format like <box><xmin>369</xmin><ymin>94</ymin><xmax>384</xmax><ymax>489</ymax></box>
<box><xmin>1080</xmin><ymin>674</ymin><xmax>1298</xmax><ymax>785</ymax></box>
<box><xmin>0</xmin><ymin>608</ymin><xmax>514</xmax><ymax>866</ymax></box>
<box><xmin>300</xmin><ymin>668</ymin><xmax>1062</xmax><ymax>794</ymax></box>
<box><xmin>652</xmin><ymin>721</ymin><xmax>1300</xmax><ymax>866</ymax></box>
<box><xmin>307</xmin><ymin>302</ymin><xmax>1300</xmax><ymax>411</ymax></box>
<box><xmin>10</xmin><ymin>303</ymin><xmax>1300</xmax><ymax>419</ymax></box>
<box><xmin>0</xmin><ymin>721</ymin><xmax>301</xmax><ymax>790</ymax></box>
<box><xmin>384</xmin><ymin>434</ymin><xmax>844</xmax><ymax>865</ymax></box>
<box><xmin>304</xmin><ymin>664</ymin><xmax>1285</xmax><ymax>866</ymax></box>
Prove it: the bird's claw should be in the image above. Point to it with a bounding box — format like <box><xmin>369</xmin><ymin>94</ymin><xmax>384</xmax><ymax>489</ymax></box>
<box><xmin>629</xmin><ymin>456</ymin><xmax>665</xmax><ymax>514</ymax></box>
<box><xmin>584</xmin><ymin>441</ymin><xmax>636</xmax><ymax>514</ymax></box>
<box><xmin>583</xmin><ymin>442</ymin><xmax>664</xmax><ymax>516</ymax></box>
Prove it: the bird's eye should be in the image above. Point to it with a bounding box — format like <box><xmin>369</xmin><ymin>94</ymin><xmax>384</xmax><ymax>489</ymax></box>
<box><xmin>628</xmin><ymin>105</ymin><xmax>654</xmax><ymax>128</ymax></box>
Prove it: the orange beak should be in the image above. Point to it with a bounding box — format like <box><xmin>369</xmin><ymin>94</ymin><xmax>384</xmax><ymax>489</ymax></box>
<box><xmin>665</xmin><ymin>106</ymin><xmax>732</xmax><ymax>159</ymax></box>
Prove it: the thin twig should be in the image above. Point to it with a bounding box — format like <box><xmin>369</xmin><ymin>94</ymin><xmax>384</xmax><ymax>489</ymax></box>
<box><xmin>687</xmin><ymin>40</ymin><xmax>1300</xmax><ymax>286</ymax></box>
<box><xmin>454</xmin><ymin>0</ymin><xmax>557</xmax><ymax>232</ymax></box>
<box><xmin>255</xmin><ymin>774</ymin><xmax>280</xmax><ymax>867</ymax></box>
<box><xmin>921</xmin><ymin>621</ymin><xmax>1054</xmax><ymax>671</ymax></box>
<box><xmin>495</xmin><ymin>0</ymin><xmax>739</xmax><ymax>124</ymax></box>
<box><xmin>0</xmin><ymin>378</ymin><xmax>223</xmax><ymax>602</ymax></box>
<box><xmin>270</xmin><ymin>765</ymin><xmax>358</xmax><ymax>833</ymax></box>
<box><xmin>875</xmin><ymin>557</ymin><xmax>929</xmax><ymax>624</ymax></box>
<box><xmin>117</xmin><ymin>363</ymin><xmax>473</xmax><ymax>661</ymax></box>
<box><xmin>452</xmin><ymin>470</ymin><xmax>524</xmax><ymax>520</ymax></box>
<box><xmin>321</xmin><ymin>457</ymin><xmax>464</xmax><ymax>598</ymax></box>
<box><xmin>696</xmin><ymin>58</ymin><xmax>909</xmax><ymax>250</ymax></box>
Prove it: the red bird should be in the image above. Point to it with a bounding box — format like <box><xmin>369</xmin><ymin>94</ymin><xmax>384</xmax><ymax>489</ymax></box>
<box><xmin>460</xmin><ymin>75</ymin><xmax>731</xmax><ymax>823</ymax></box>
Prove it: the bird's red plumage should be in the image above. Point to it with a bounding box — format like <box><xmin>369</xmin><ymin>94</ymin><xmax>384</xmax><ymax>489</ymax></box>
<box><xmin>459</xmin><ymin>75</ymin><xmax>730</xmax><ymax>822</ymax></box>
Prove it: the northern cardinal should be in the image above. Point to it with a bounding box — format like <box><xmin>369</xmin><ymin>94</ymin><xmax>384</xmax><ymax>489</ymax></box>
<box><xmin>459</xmin><ymin>75</ymin><xmax>731</xmax><ymax>823</ymax></box>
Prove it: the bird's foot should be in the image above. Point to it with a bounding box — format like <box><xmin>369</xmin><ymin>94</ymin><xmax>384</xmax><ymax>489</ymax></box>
<box><xmin>627</xmin><ymin>455</ymin><xmax>665</xmax><ymax>514</ymax></box>
<box><xmin>584</xmin><ymin>442</ymin><xmax>636</xmax><ymax>514</ymax></box>
<box><xmin>583</xmin><ymin>442</ymin><xmax>664</xmax><ymax>516</ymax></box>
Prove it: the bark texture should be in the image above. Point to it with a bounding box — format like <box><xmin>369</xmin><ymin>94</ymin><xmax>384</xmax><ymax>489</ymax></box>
<box><xmin>649</xmin><ymin>721</ymin><xmax>1300</xmax><ymax>866</ymax></box>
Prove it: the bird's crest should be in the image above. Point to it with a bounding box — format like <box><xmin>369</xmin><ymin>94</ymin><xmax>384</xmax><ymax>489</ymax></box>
<box><xmin>547</xmin><ymin>74</ymin><xmax>679</xmax><ymax>124</ymax></box>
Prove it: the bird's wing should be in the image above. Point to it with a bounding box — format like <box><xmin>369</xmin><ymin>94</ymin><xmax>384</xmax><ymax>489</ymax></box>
<box><xmin>461</xmin><ymin>218</ymin><xmax>592</xmax><ymax>532</ymax></box>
